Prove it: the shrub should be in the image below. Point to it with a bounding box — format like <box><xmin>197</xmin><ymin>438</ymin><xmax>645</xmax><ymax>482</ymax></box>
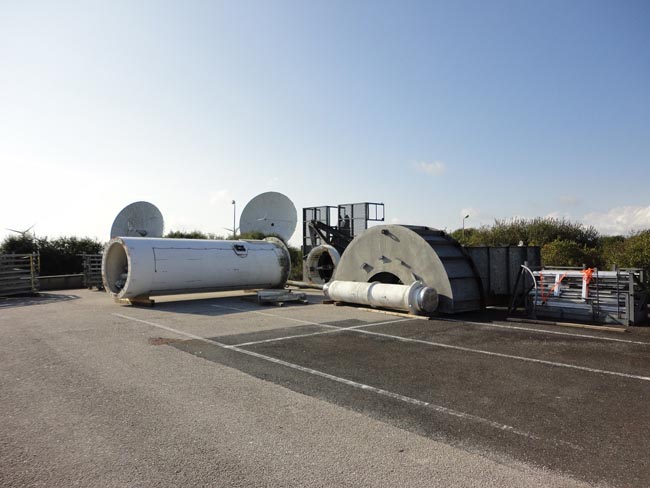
<box><xmin>1</xmin><ymin>235</ymin><xmax>103</xmax><ymax>275</ymax></box>
<box><xmin>610</xmin><ymin>230</ymin><xmax>650</xmax><ymax>270</ymax></box>
<box><xmin>0</xmin><ymin>235</ymin><xmax>38</xmax><ymax>254</ymax></box>
<box><xmin>165</xmin><ymin>230</ymin><xmax>210</xmax><ymax>239</ymax></box>
<box><xmin>541</xmin><ymin>239</ymin><xmax>600</xmax><ymax>268</ymax></box>
<box><xmin>38</xmin><ymin>237</ymin><xmax>104</xmax><ymax>275</ymax></box>
<box><xmin>453</xmin><ymin>217</ymin><xmax>598</xmax><ymax>248</ymax></box>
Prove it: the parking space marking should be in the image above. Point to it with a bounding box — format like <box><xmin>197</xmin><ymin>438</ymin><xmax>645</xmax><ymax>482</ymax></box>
<box><xmin>112</xmin><ymin>312</ymin><xmax>547</xmax><ymax>443</ymax></box>
<box><xmin>211</xmin><ymin>303</ymin><xmax>329</xmax><ymax>326</ymax></box>
<box><xmin>157</xmin><ymin>305</ymin><xmax>650</xmax><ymax>382</ymax></box>
<box><xmin>231</xmin><ymin>320</ymin><xmax>408</xmax><ymax>347</ymax></box>
<box><xmin>213</xmin><ymin>302</ymin><xmax>650</xmax><ymax>347</ymax></box>
<box><xmin>209</xmin><ymin>303</ymin><xmax>409</xmax><ymax>346</ymax></box>
<box><xmin>349</xmin><ymin>328</ymin><xmax>650</xmax><ymax>382</ymax></box>
<box><xmin>439</xmin><ymin>318</ymin><xmax>650</xmax><ymax>346</ymax></box>
<box><xmin>210</xmin><ymin>304</ymin><xmax>650</xmax><ymax>381</ymax></box>
<box><xmin>210</xmin><ymin>303</ymin><xmax>407</xmax><ymax>328</ymax></box>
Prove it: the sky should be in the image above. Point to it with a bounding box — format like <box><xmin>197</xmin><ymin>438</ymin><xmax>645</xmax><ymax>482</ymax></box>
<box><xmin>1</xmin><ymin>0</ymin><xmax>649</xmax><ymax>247</ymax></box>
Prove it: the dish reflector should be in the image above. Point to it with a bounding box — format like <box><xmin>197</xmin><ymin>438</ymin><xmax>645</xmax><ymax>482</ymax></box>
<box><xmin>110</xmin><ymin>201</ymin><xmax>164</xmax><ymax>238</ymax></box>
<box><xmin>239</xmin><ymin>192</ymin><xmax>297</xmax><ymax>241</ymax></box>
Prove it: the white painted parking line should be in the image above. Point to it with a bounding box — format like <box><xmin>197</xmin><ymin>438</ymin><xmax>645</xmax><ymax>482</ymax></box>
<box><xmin>112</xmin><ymin>312</ymin><xmax>548</xmax><ymax>443</ymax></box>
<box><xmin>211</xmin><ymin>303</ymin><xmax>327</xmax><ymax>326</ymax></box>
<box><xmin>214</xmin><ymin>301</ymin><xmax>650</xmax><ymax>346</ymax></box>
<box><xmin>439</xmin><ymin>318</ymin><xmax>650</xmax><ymax>346</ymax></box>
<box><xmin>213</xmin><ymin>300</ymin><xmax>649</xmax><ymax>347</ymax></box>
<box><xmin>211</xmin><ymin>303</ymin><xmax>401</xmax><ymax>328</ymax></box>
<box><xmin>231</xmin><ymin>320</ymin><xmax>407</xmax><ymax>347</ymax></box>
<box><xmin>350</xmin><ymin>328</ymin><xmax>650</xmax><ymax>382</ymax></box>
<box><xmin>209</xmin><ymin>303</ymin><xmax>409</xmax><ymax>346</ymax></box>
<box><xmin>211</xmin><ymin>303</ymin><xmax>650</xmax><ymax>382</ymax></box>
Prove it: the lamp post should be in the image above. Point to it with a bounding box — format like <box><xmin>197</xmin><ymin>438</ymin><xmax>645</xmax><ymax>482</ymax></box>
<box><xmin>462</xmin><ymin>214</ymin><xmax>470</xmax><ymax>239</ymax></box>
<box><xmin>232</xmin><ymin>200</ymin><xmax>236</xmax><ymax>239</ymax></box>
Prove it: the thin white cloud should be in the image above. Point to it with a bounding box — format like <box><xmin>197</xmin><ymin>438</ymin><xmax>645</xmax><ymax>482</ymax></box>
<box><xmin>208</xmin><ymin>189</ymin><xmax>231</xmax><ymax>206</ymax></box>
<box><xmin>545</xmin><ymin>211</ymin><xmax>573</xmax><ymax>220</ymax></box>
<box><xmin>559</xmin><ymin>195</ymin><xmax>580</xmax><ymax>206</ymax></box>
<box><xmin>583</xmin><ymin>206</ymin><xmax>650</xmax><ymax>235</ymax></box>
<box><xmin>415</xmin><ymin>161</ymin><xmax>446</xmax><ymax>176</ymax></box>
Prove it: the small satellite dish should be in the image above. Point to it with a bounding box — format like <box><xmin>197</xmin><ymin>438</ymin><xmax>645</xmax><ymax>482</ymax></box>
<box><xmin>110</xmin><ymin>201</ymin><xmax>164</xmax><ymax>238</ymax></box>
<box><xmin>239</xmin><ymin>192</ymin><xmax>297</xmax><ymax>241</ymax></box>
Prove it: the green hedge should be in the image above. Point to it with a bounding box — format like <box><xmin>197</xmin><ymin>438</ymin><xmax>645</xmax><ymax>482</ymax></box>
<box><xmin>1</xmin><ymin>235</ymin><xmax>103</xmax><ymax>276</ymax></box>
<box><xmin>451</xmin><ymin>218</ymin><xmax>650</xmax><ymax>270</ymax></box>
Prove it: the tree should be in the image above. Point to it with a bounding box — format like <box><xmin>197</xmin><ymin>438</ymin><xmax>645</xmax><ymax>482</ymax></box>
<box><xmin>613</xmin><ymin>230</ymin><xmax>650</xmax><ymax>270</ymax></box>
<box><xmin>0</xmin><ymin>234</ymin><xmax>38</xmax><ymax>254</ymax></box>
<box><xmin>1</xmin><ymin>235</ymin><xmax>103</xmax><ymax>275</ymax></box>
<box><xmin>165</xmin><ymin>230</ymin><xmax>226</xmax><ymax>240</ymax></box>
<box><xmin>38</xmin><ymin>237</ymin><xmax>104</xmax><ymax>275</ymax></box>
<box><xmin>287</xmin><ymin>246</ymin><xmax>303</xmax><ymax>280</ymax></box>
<box><xmin>599</xmin><ymin>235</ymin><xmax>626</xmax><ymax>270</ymax></box>
<box><xmin>453</xmin><ymin>217</ymin><xmax>599</xmax><ymax>248</ymax></box>
<box><xmin>165</xmin><ymin>230</ymin><xmax>208</xmax><ymax>239</ymax></box>
<box><xmin>449</xmin><ymin>228</ymin><xmax>477</xmax><ymax>246</ymax></box>
<box><xmin>540</xmin><ymin>239</ymin><xmax>600</xmax><ymax>268</ymax></box>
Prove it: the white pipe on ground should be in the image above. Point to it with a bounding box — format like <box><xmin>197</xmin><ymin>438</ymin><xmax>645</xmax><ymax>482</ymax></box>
<box><xmin>102</xmin><ymin>237</ymin><xmax>290</xmax><ymax>300</ymax></box>
<box><xmin>323</xmin><ymin>280</ymin><xmax>438</xmax><ymax>315</ymax></box>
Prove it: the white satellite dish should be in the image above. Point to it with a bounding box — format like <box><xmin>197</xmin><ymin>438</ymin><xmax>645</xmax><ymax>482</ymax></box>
<box><xmin>239</xmin><ymin>192</ymin><xmax>297</xmax><ymax>241</ymax></box>
<box><xmin>110</xmin><ymin>201</ymin><xmax>164</xmax><ymax>238</ymax></box>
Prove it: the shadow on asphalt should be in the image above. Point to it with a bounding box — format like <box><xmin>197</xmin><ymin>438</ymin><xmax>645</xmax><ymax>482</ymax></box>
<box><xmin>141</xmin><ymin>292</ymin><xmax>323</xmax><ymax>318</ymax></box>
<box><xmin>0</xmin><ymin>293</ymin><xmax>80</xmax><ymax>309</ymax></box>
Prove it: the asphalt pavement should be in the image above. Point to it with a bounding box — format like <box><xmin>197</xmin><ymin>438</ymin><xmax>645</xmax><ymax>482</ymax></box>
<box><xmin>2</xmin><ymin>288</ymin><xmax>649</xmax><ymax>487</ymax></box>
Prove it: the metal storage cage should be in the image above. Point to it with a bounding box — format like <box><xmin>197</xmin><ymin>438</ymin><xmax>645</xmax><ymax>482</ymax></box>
<box><xmin>511</xmin><ymin>266</ymin><xmax>648</xmax><ymax>326</ymax></box>
<box><xmin>81</xmin><ymin>253</ymin><xmax>104</xmax><ymax>290</ymax></box>
<box><xmin>0</xmin><ymin>253</ymin><xmax>39</xmax><ymax>296</ymax></box>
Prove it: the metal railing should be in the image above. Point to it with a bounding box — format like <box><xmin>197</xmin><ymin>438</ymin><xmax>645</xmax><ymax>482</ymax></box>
<box><xmin>0</xmin><ymin>253</ymin><xmax>40</xmax><ymax>296</ymax></box>
<box><xmin>511</xmin><ymin>265</ymin><xmax>648</xmax><ymax>326</ymax></box>
<box><xmin>81</xmin><ymin>253</ymin><xmax>104</xmax><ymax>289</ymax></box>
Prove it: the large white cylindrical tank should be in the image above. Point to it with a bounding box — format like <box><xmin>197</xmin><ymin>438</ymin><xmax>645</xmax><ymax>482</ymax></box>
<box><xmin>102</xmin><ymin>237</ymin><xmax>290</xmax><ymax>299</ymax></box>
<box><xmin>323</xmin><ymin>280</ymin><xmax>438</xmax><ymax>315</ymax></box>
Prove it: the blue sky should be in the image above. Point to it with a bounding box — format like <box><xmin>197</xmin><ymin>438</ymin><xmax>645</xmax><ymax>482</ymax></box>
<box><xmin>1</xmin><ymin>0</ymin><xmax>648</xmax><ymax>246</ymax></box>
